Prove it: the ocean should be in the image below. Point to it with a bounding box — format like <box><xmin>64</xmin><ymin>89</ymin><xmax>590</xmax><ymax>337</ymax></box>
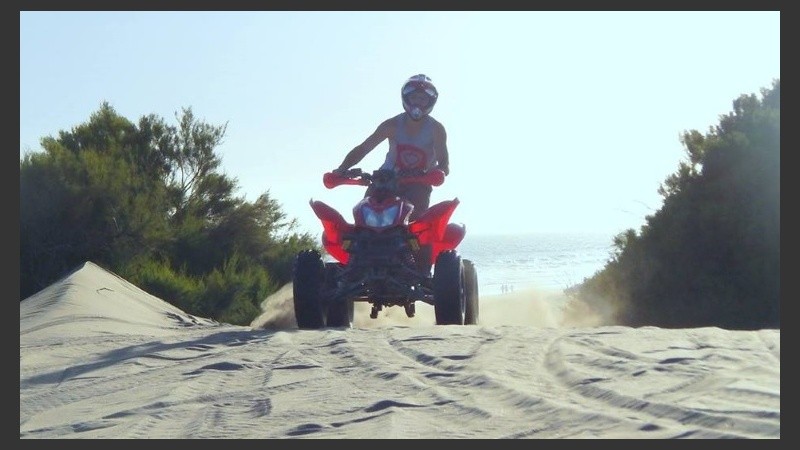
<box><xmin>456</xmin><ymin>231</ymin><xmax>617</xmax><ymax>296</ymax></box>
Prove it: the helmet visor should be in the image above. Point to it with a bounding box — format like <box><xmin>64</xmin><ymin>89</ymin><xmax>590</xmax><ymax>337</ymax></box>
<box><xmin>402</xmin><ymin>83</ymin><xmax>437</xmax><ymax>98</ymax></box>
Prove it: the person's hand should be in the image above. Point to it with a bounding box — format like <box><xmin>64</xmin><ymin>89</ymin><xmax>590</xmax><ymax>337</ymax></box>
<box><xmin>331</xmin><ymin>168</ymin><xmax>347</xmax><ymax>176</ymax></box>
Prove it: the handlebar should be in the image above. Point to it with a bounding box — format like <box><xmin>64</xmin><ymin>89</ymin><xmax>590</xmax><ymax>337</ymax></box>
<box><xmin>323</xmin><ymin>168</ymin><xmax>445</xmax><ymax>189</ymax></box>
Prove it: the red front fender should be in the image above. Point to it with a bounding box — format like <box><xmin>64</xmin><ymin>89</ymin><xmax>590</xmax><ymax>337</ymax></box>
<box><xmin>408</xmin><ymin>198</ymin><xmax>465</xmax><ymax>262</ymax></box>
<box><xmin>310</xmin><ymin>200</ymin><xmax>354</xmax><ymax>263</ymax></box>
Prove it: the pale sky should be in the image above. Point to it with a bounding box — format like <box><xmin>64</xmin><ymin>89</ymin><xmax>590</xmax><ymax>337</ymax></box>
<box><xmin>20</xmin><ymin>11</ymin><xmax>780</xmax><ymax>237</ymax></box>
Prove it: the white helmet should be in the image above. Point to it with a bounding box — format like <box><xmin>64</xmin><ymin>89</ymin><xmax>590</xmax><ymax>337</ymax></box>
<box><xmin>401</xmin><ymin>74</ymin><xmax>438</xmax><ymax>120</ymax></box>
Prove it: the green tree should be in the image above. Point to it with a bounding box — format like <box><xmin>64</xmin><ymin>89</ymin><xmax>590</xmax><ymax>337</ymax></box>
<box><xmin>20</xmin><ymin>104</ymin><xmax>171</xmax><ymax>297</ymax></box>
<box><xmin>569</xmin><ymin>79</ymin><xmax>779</xmax><ymax>330</ymax></box>
<box><xmin>20</xmin><ymin>103</ymin><xmax>318</xmax><ymax>325</ymax></box>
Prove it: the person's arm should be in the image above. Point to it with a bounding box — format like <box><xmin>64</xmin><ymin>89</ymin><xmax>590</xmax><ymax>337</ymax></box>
<box><xmin>433</xmin><ymin>122</ymin><xmax>449</xmax><ymax>176</ymax></box>
<box><xmin>336</xmin><ymin>119</ymin><xmax>392</xmax><ymax>172</ymax></box>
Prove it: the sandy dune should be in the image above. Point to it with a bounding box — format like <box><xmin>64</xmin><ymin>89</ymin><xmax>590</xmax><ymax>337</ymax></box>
<box><xmin>20</xmin><ymin>262</ymin><xmax>780</xmax><ymax>439</ymax></box>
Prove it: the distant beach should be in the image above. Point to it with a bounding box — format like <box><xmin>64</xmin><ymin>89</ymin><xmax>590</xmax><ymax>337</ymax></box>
<box><xmin>457</xmin><ymin>231</ymin><xmax>616</xmax><ymax>296</ymax></box>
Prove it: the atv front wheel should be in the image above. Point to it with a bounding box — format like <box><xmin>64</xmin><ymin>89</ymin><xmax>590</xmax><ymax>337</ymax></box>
<box><xmin>433</xmin><ymin>250</ymin><xmax>465</xmax><ymax>325</ymax></box>
<box><xmin>292</xmin><ymin>250</ymin><xmax>326</xmax><ymax>329</ymax></box>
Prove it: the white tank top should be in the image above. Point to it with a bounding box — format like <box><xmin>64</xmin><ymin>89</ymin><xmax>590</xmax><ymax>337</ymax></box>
<box><xmin>380</xmin><ymin>114</ymin><xmax>436</xmax><ymax>172</ymax></box>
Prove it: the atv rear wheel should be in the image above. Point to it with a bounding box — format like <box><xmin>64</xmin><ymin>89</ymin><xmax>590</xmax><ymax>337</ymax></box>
<box><xmin>463</xmin><ymin>258</ymin><xmax>479</xmax><ymax>325</ymax></box>
<box><xmin>323</xmin><ymin>262</ymin><xmax>353</xmax><ymax>328</ymax></box>
<box><xmin>292</xmin><ymin>249</ymin><xmax>326</xmax><ymax>329</ymax></box>
<box><xmin>326</xmin><ymin>299</ymin><xmax>354</xmax><ymax>328</ymax></box>
<box><xmin>433</xmin><ymin>250</ymin><xmax>465</xmax><ymax>325</ymax></box>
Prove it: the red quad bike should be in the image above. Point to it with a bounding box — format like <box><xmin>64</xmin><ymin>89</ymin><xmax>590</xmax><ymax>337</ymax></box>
<box><xmin>292</xmin><ymin>167</ymin><xmax>479</xmax><ymax>329</ymax></box>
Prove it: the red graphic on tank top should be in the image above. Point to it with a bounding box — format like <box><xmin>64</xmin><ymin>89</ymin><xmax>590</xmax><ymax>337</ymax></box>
<box><xmin>395</xmin><ymin>144</ymin><xmax>428</xmax><ymax>170</ymax></box>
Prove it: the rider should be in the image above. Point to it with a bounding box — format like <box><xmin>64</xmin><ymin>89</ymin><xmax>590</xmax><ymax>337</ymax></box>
<box><xmin>332</xmin><ymin>73</ymin><xmax>450</xmax><ymax>223</ymax></box>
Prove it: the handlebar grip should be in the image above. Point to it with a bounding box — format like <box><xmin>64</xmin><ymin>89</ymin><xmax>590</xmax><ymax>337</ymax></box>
<box><xmin>401</xmin><ymin>168</ymin><xmax>445</xmax><ymax>186</ymax></box>
<box><xmin>323</xmin><ymin>172</ymin><xmax>339</xmax><ymax>189</ymax></box>
<box><xmin>323</xmin><ymin>172</ymin><xmax>370</xmax><ymax>189</ymax></box>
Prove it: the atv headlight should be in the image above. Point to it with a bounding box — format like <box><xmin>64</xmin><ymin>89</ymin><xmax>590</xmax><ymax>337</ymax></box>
<box><xmin>363</xmin><ymin>204</ymin><xmax>400</xmax><ymax>228</ymax></box>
